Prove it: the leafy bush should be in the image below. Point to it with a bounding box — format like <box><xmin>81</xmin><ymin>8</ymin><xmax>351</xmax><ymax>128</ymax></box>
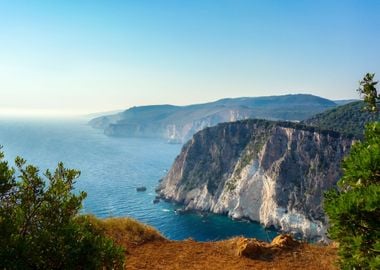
<box><xmin>324</xmin><ymin>73</ymin><xmax>380</xmax><ymax>269</ymax></box>
<box><xmin>324</xmin><ymin>122</ymin><xmax>380</xmax><ymax>269</ymax></box>
<box><xmin>0</xmin><ymin>151</ymin><xmax>125</xmax><ymax>269</ymax></box>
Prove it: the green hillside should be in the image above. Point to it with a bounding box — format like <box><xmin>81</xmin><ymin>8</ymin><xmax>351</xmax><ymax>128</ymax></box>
<box><xmin>302</xmin><ymin>101</ymin><xmax>379</xmax><ymax>138</ymax></box>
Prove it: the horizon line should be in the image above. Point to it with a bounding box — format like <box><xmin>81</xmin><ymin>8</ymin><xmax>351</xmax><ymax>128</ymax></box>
<box><xmin>0</xmin><ymin>94</ymin><xmax>360</xmax><ymax>118</ymax></box>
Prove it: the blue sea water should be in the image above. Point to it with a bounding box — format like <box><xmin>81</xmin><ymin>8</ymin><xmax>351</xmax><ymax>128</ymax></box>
<box><xmin>0</xmin><ymin>118</ymin><xmax>278</xmax><ymax>242</ymax></box>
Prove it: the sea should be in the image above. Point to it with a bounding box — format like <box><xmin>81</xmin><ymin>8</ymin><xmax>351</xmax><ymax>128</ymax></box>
<box><xmin>0</xmin><ymin>117</ymin><xmax>278</xmax><ymax>242</ymax></box>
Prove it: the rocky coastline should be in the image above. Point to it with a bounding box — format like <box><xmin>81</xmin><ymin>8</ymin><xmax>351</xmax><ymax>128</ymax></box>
<box><xmin>157</xmin><ymin>119</ymin><xmax>354</xmax><ymax>241</ymax></box>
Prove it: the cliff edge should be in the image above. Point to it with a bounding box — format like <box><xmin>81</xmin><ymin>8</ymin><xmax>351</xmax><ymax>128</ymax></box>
<box><xmin>158</xmin><ymin>119</ymin><xmax>353</xmax><ymax>241</ymax></box>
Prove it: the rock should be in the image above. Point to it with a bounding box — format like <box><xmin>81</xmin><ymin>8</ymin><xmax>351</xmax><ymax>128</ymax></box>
<box><xmin>153</xmin><ymin>199</ymin><xmax>160</xmax><ymax>204</ymax></box>
<box><xmin>136</xmin><ymin>186</ymin><xmax>147</xmax><ymax>192</ymax></box>
<box><xmin>236</xmin><ymin>238</ymin><xmax>271</xmax><ymax>259</ymax></box>
<box><xmin>234</xmin><ymin>234</ymin><xmax>299</xmax><ymax>259</ymax></box>
<box><xmin>175</xmin><ymin>208</ymin><xmax>187</xmax><ymax>215</ymax></box>
<box><xmin>158</xmin><ymin>119</ymin><xmax>353</xmax><ymax>241</ymax></box>
<box><xmin>271</xmin><ymin>234</ymin><xmax>298</xmax><ymax>248</ymax></box>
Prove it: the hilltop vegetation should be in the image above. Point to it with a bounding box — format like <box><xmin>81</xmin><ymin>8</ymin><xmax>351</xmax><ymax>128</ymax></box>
<box><xmin>302</xmin><ymin>101</ymin><xmax>380</xmax><ymax>138</ymax></box>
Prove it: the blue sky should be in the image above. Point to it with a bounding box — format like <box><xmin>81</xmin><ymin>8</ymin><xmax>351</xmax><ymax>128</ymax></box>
<box><xmin>0</xmin><ymin>0</ymin><xmax>379</xmax><ymax>115</ymax></box>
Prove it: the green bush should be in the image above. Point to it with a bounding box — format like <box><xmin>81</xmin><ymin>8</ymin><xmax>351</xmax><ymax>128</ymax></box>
<box><xmin>0</xmin><ymin>151</ymin><xmax>125</xmax><ymax>269</ymax></box>
<box><xmin>324</xmin><ymin>74</ymin><xmax>380</xmax><ymax>269</ymax></box>
<box><xmin>324</xmin><ymin>122</ymin><xmax>380</xmax><ymax>269</ymax></box>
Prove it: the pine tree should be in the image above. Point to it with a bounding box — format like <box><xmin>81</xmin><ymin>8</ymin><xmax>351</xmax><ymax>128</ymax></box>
<box><xmin>357</xmin><ymin>73</ymin><xmax>380</xmax><ymax>113</ymax></box>
<box><xmin>324</xmin><ymin>74</ymin><xmax>380</xmax><ymax>269</ymax></box>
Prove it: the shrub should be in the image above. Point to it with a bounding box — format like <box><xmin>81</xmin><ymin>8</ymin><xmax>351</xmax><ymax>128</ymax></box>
<box><xmin>324</xmin><ymin>73</ymin><xmax>380</xmax><ymax>269</ymax></box>
<box><xmin>324</xmin><ymin>122</ymin><xmax>380</xmax><ymax>269</ymax></box>
<box><xmin>0</xmin><ymin>151</ymin><xmax>125</xmax><ymax>269</ymax></box>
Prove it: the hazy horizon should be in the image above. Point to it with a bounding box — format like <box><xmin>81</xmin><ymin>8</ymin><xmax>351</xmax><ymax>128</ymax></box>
<box><xmin>1</xmin><ymin>0</ymin><xmax>379</xmax><ymax>116</ymax></box>
<box><xmin>0</xmin><ymin>93</ymin><xmax>360</xmax><ymax>118</ymax></box>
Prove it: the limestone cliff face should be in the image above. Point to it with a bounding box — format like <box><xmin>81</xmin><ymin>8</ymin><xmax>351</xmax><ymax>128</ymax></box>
<box><xmin>104</xmin><ymin>109</ymin><xmax>251</xmax><ymax>143</ymax></box>
<box><xmin>158</xmin><ymin>119</ymin><xmax>353</xmax><ymax>241</ymax></box>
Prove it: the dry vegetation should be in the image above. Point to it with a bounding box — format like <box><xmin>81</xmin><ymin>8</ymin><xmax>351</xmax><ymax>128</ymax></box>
<box><xmin>125</xmin><ymin>236</ymin><xmax>337</xmax><ymax>270</ymax></box>
<box><xmin>85</xmin><ymin>215</ymin><xmax>165</xmax><ymax>251</ymax></box>
<box><xmin>90</xmin><ymin>216</ymin><xmax>338</xmax><ymax>270</ymax></box>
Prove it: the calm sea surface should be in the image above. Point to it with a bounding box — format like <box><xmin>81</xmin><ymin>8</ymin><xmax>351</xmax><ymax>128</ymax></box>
<box><xmin>0</xmin><ymin>117</ymin><xmax>278</xmax><ymax>241</ymax></box>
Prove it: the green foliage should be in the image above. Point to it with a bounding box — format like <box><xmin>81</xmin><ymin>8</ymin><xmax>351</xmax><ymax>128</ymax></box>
<box><xmin>324</xmin><ymin>121</ymin><xmax>380</xmax><ymax>269</ymax></box>
<box><xmin>340</xmin><ymin>122</ymin><xmax>380</xmax><ymax>189</ymax></box>
<box><xmin>324</xmin><ymin>74</ymin><xmax>380</xmax><ymax>269</ymax></box>
<box><xmin>325</xmin><ymin>183</ymin><xmax>380</xmax><ymax>269</ymax></box>
<box><xmin>357</xmin><ymin>73</ymin><xmax>379</xmax><ymax>113</ymax></box>
<box><xmin>302</xmin><ymin>101</ymin><xmax>380</xmax><ymax>138</ymax></box>
<box><xmin>0</xmin><ymin>151</ymin><xmax>125</xmax><ymax>269</ymax></box>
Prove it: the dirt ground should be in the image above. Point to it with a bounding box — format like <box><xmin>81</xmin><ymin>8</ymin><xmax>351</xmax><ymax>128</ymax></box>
<box><xmin>125</xmin><ymin>239</ymin><xmax>338</xmax><ymax>270</ymax></box>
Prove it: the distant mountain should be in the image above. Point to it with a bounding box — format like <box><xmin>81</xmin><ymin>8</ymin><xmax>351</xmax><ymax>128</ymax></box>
<box><xmin>84</xmin><ymin>109</ymin><xmax>123</xmax><ymax>119</ymax></box>
<box><xmin>89</xmin><ymin>94</ymin><xmax>337</xmax><ymax>143</ymax></box>
<box><xmin>302</xmin><ymin>101</ymin><xmax>380</xmax><ymax>138</ymax></box>
<box><xmin>333</xmin><ymin>99</ymin><xmax>359</xmax><ymax>106</ymax></box>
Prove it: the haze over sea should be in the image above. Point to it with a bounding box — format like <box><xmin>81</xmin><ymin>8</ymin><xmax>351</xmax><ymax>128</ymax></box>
<box><xmin>0</xmin><ymin>117</ymin><xmax>278</xmax><ymax>242</ymax></box>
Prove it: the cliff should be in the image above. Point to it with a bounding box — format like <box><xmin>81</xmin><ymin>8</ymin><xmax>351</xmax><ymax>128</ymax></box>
<box><xmin>158</xmin><ymin>119</ymin><xmax>354</xmax><ymax>241</ymax></box>
<box><xmin>89</xmin><ymin>94</ymin><xmax>337</xmax><ymax>143</ymax></box>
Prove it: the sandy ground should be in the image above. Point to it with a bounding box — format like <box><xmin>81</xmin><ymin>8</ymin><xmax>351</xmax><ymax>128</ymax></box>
<box><xmin>125</xmin><ymin>239</ymin><xmax>338</xmax><ymax>270</ymax></box>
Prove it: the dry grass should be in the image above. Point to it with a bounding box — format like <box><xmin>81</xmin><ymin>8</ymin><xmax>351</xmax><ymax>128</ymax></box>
<box><xmin>83</xmin><ymin>215</ymin><xmax>165</xmax><ymax>251</ymax></box>
<box><xmin>125</xmin><ymin>239</ymin><xmax>338</xmax><ymax>270</ymax></box>
<box><xmin>101</xmin><ymin>217</ymin><xmax>165</xmax><ymax>249</ymax></box>
<box><xmin>81</xmin><ymin>216</ymin><xmax>338</xmax><ymax>269</ymax></box>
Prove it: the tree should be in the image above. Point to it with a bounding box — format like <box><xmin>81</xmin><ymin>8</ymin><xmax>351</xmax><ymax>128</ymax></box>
<box><xmin>0</xmin><ymin>151</ymin><xmax>125</xmax><ymax>269</ymax></box>
<box><xmin>324</xmin><ymin>74</ymin><xmax>380</xmax><ymax>269</ymax></box>
<box><xmin>357</xmin><ymin>73</ymin><xmax>379</xmax><ymax>112</ymax></box>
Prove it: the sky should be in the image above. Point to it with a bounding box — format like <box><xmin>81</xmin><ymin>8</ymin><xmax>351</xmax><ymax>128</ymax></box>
<box><xmin>0</xmin><ymin>0</ymin><xmax>379</xmax><ymax>116</ymax></box>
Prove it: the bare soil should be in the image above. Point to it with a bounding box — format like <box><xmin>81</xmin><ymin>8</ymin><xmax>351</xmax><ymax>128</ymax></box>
<box><xmin>125</xmin><ymin>239</ymin><xmax>338</xmax><ymax>270</ymax></box>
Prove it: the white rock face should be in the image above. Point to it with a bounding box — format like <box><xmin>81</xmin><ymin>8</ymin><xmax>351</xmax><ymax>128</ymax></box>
<box><xmin>165</xmin><ymin>110</ymin><xmax>250</xmax><ymax>143</ymax></box>
<box><xmin>159</xmin><ymin>120</ymin><xmax>353</xmax><ymax>241</ymax></box>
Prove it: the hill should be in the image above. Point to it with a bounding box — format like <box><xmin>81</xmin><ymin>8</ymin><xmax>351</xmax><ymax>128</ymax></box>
<box><xmin>302</xmin><ymin>101</ymin><xmax>380</xmax><ymax>138</ymax></box>
<box><xmin>89</xmin><ymin>94</ymin><xmax>337</xmax><ymax>143</ymax></box>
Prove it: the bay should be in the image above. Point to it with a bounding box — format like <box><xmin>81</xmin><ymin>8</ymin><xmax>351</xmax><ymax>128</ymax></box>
<box><xmin>0</xmin><ymin>117</ymin><xmax>278</xmax><ymax>241</ymax></box>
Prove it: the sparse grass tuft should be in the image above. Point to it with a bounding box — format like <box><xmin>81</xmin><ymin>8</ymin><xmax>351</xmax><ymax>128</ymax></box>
<box><xmin>81</xmin><ymin>215</ymin><xmax>165</xmax><ymax>251</ymax></box>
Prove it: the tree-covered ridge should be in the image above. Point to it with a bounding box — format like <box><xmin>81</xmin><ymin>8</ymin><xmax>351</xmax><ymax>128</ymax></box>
<box><xmin>302</xmin><ymin>101</ymin><xmax>380</xmax><ymax>138</ymax></box>
<box><xmin>213</xmin><ymin>118</ymin><xmax>354</xmax><ymax>139</ymax></box>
